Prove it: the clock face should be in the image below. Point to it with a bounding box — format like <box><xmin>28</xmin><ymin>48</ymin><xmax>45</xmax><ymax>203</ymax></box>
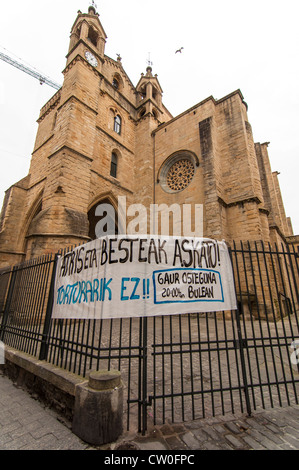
<box><xmin>85</xmin><ymin>51</ymin><xmax>98</xmax><ymax>67</ymax></box>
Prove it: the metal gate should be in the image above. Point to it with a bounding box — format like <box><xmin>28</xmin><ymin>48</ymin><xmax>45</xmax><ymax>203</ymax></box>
<box><xmin>139</xmin><ymin>241</ymin><xmax>299</xmax><ymax>433</ymax></box>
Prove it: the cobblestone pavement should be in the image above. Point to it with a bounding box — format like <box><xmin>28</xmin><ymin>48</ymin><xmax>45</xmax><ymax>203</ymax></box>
<box><xmin>0</xmin><ymin>373</ymin><xmax>88</xmax><ymax>450</ymax></box>
<box><xmin>1</xmin><ymin>371</ymin><xmax>298</xmax><ymax>451</ymax></box>
<box><xmin>127</xmin><ymin>404</ymin><xmax>299</xmax><ymax>451</ymax></box>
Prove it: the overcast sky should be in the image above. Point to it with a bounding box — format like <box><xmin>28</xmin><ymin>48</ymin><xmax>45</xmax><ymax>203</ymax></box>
<box><xmin>0</xmin><ymin>0</ymin><xmax>298</xmax><ymax>235</ymax></box>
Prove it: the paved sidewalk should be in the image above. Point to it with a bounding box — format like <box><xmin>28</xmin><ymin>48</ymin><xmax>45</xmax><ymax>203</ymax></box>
<box><xmin>127</xmin><ymin>405</ymin><xmax>299</xmax><ymax>451</ymax></box>
<box><xmin>0</xmin><ymin>373</ymin><xmax>89</xmax><ymax>450</ymax></box>
<box><xmin>1</xmin><ymin>372</ymin><xmax>298</xmax><ymax>451</ymax></box>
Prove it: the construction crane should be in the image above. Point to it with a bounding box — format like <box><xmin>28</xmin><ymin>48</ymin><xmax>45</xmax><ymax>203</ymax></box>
<box><xmin>0</xmin><ymin>50</ymin><xmax>61</xmax><ymax>91</ymax></box>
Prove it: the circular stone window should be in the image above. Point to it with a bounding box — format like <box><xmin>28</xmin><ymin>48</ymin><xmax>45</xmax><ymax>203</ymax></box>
<box><xmin>159</xmin><ymin>152</ymin><xmax>198</xmax><ymax>193</ymax></box>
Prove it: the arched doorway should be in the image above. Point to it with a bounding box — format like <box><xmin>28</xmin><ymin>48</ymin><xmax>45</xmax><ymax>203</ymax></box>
<box><xmin>88</xmin><ymin>198</ymin><xmax>119</xmax><ymax>240</ymax></box>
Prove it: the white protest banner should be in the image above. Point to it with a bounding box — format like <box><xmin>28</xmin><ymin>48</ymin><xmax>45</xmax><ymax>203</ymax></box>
<box><xmin>52</xmin><ymin>236</ymin><xmax>237</xmax><ymax>319</ymax></box>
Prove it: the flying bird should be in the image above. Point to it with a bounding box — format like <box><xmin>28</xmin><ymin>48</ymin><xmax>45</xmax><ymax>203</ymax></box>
<box><xmin>175</xmin><ymin>47</ymin><xmax>184</xmax><ymax>54</ymax></box>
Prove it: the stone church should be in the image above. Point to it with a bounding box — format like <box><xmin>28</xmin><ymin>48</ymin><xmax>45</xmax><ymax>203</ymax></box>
<box><xmin>0</xmin><ymin>5</ymin><xmax>295</xmax><ymax>268</ymax></box>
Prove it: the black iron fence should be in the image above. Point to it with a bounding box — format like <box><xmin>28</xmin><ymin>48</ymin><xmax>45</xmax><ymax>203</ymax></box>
<box><xmin>0</xmin><ymin>241</ymin><xmax>298</xmax><ymax>434</ymax></box>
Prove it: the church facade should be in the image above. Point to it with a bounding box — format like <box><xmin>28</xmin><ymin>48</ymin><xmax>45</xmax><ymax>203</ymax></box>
<box><xmin>0</xmin><ymin>6</ymin><xmax>295</xmax><ymax>269</ymax></box>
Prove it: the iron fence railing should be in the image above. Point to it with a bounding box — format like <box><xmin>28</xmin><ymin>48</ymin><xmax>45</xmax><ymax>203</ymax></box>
<box><xmin>0</xmin><ymin>241</ymin><xmax>298</xmax><ymax>434</ymax></box>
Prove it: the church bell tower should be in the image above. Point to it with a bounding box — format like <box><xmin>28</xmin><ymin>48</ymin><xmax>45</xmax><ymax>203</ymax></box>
<box><xmin>67</xmin><ymin>5</ymin><xmax>107</xmax><ymax>71</ymax></box>
<box><xmin>0</xmin><ymin>5</ymin><xmax>112</xmax><ymax>264</ymax></box>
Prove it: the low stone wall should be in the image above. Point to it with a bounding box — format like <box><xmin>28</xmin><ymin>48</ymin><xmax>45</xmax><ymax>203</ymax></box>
<box><xmin>0</xmin><ymin>347</ymin><xmax>124</xmax><ymax>445</ymax></box>
<box><xmin>1</xmin><ymin>347</ymin><xmax>86</xmax><ymax>422</ymax></box>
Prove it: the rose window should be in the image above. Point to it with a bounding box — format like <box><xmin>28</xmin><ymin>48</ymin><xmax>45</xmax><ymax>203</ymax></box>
<box><xmin>158</xmin><ymin>152</ymin><xmax>198</xmax><ymax>194</ymax></box>
<box><xmin>166</xmin><ymin>159</ymin><xmax>195</xmax><ymax>192</ymax></box>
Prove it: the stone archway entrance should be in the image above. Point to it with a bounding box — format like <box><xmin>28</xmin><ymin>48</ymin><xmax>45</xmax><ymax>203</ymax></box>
<box><xmin>88</xmin><ymin>198</ymin><xmax>119</xmax><ymax>240</ymax></box>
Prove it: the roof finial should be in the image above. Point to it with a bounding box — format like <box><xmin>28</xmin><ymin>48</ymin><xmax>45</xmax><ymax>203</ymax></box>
<box><xmin>147</xmin><ymin>52</ymin><xmax>153</xmax><ymax>68</ymax></box>
<box><xmin>88</xmin><ymin>0</ymin><xmax>97</xmax><ymax>15</ymax></box>
<box><xmin>146</xmin><ymin>52</ymin><xmax>153</xmax><ymax>75</ymax></box>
